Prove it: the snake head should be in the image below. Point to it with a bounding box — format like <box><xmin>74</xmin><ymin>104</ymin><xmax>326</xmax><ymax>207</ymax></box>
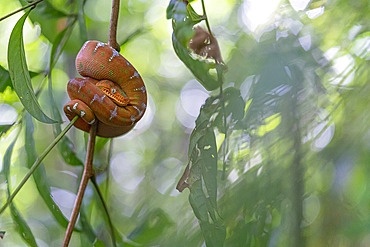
<box><xmin>96</xmin><ymin>80</ymin><xmax>129</xmax><ymax>106</ymax></box>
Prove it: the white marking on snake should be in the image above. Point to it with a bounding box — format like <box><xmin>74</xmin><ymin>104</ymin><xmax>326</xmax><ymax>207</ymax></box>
<box><xmin>88</xmin><ymin>119</ymin><xmax>95</xmax><ymax>124</ymax></box>
<box><xmin>90</xmin><ymin>94</ymin><xmax>106</xmax><ymax>104</ymax></box>
<box><xmin>73</xmin><ymin>102</ymin><xmax>79</xmax><ymax>110</ymax></box>
<box><xmin>126</xmin><ymin>61</ymin><xmax>131</xmax><ymax>66</ymax></box>
<box><xmin>109</xmin><ymin>106</ymin><xmax>118</xmax><ymax>120</ymax></box>
<box><xmin>80</xmin><ymin>110</ymin><xmax>86</xmax><ymax>117</ymax></box>
<box><xmin>133</xmin><ymin>86</ymin><xmax>146</xmax><ymax>93</ymax></box>
<box><xmin>75</xmin><ymin>80</ymin><xmax>85</xmax><ymax>93</ymax></box>
<box><xmin>131</xmin><ymin>115</ymin><xmax>135</xmax><ymax>124</ymax></box>
<box><xmin>133</xmin><ymin>105</ymin><xmax>142</xmax><ymax>116</ymax></box>
<box><xmin>109</xmin><ymin>49</ymin><xmax>120</xmax><ymax>62</ymax></box>
<box><xmin>66</xmin><ymin>105</ymin><xmax>71</xmax><ymax>111</ymax></box>
<box><xmin>93</xmin><ymin>42</ymin><xmax>106</xmax><ymax>54</ymax></box>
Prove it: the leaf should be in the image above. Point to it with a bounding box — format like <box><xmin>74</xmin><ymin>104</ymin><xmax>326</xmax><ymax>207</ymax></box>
<box><xmin>0</xmin><ymin>124</ymin><xmax>13</xmax><ymax>138</ymax></box>
<box><xmin>24</xmin><ymin>113</ymin><xmax>72</xmax><ymax>228</ymax></box>
<box><xmin>187</xmin><ymin>4</ymin><xmax>205</xmax><ymax>24</ymax></box>
<box><xmin>77</xmin><ymin>0</ymin><xmax>88</xmax><ymax>43</ymax></box>
<box><xmin>189</xmin><ymin>179</ymin><xmax>209</xmax><ymax>222</ymax></box>
<box><xmin>199</xmin><ymin>129</ymin><xmax>218</xmax><ymax>208</ymax></box>
<box><xmin>199</xmin><ymin>221</ymin><xmax>226</xmax><ymax>247</ymax></box>
<box><xmin>19</xmin><ymin>0</ymin><xmax>68</xmax><ymax>42</ymax></box>
<box><xmin>4</xmin><ymin>140</ymin><xmax>38</xmax><ymax>247</ymax></box>
<box><xmin>48</xmin><ymin>22</ymin><xmax>84</xmax><ymax>167</ymax></box>
<box><xmin>0</xmin><ymin>65</ymin><xmax>12</xmax><ymax>92</ymax></box>
<box><xmin>49</xmin><ymin>19</ymin><xmax>77</xmax><ymax>70</ymax></box>
<box><xmin>172</xmin><ymin>34</ymin><xmax>219</xmax><ymax>91</ymax></box>
<box><xmin>166</xmin><ymin>0</ymin><xmax>178</xmax><ymax>19</ymax></box>
<box><xmin>7</xmin><ymin>10</ymin><xmax>58</xmax><ymax>124</ymax></box>
<box><xmin>128</xmin><ymin>209</ymin><xmax>173</xmax><ymax>244</ymax></box>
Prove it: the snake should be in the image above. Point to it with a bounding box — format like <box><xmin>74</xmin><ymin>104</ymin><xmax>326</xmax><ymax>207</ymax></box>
<box><xmin>64</xmin><ymin>40</ymin><xmax>147</xmax><ymax>138</ymax></box>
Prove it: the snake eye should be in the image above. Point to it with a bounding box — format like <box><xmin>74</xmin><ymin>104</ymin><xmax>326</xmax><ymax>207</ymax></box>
<box><xmin>111</xmin><ymin>88</ymin><xmax>117</xmax><ymax>94</ymax></box>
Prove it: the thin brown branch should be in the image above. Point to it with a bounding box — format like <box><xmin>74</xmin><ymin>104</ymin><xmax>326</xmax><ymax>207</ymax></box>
<box><xmin>108</xmin><ymin>0</ymin><xmax>121</xmax><ymax>52</ymax></box>
<box><xmin>0</xmin><ymin>0</ymin><xmax>43</xmax><ymax>22</ymax></box>
<box><xmin>62</xmin><ymin>122</ymin><xmax>97</xmax><ymax>247</ymax></box>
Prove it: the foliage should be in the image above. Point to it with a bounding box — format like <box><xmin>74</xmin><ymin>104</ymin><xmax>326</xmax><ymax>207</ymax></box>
<box><xmin>0</xmin><ymin>0</ymin><xmax>369</xmax><ymax>246</ymax></box>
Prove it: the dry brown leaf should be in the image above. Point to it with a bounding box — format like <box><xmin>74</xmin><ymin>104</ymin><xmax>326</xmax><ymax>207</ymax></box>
<box><xmin>189</xmin><ymin>26</ymin><xmax>224</xmax><ymax>64</ymax></box>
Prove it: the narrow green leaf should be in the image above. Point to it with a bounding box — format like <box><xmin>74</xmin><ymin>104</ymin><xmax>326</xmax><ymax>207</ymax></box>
<box><xmin>24</xmin><ymin>113</ymin><xmax>72</xmax><ymax>228</ymax></box>
<box><xmin>187</xmin><ymin>4</ymin><xmax>205</xmax><ymax>24</ymax></box>
<box><xmin>4</xmin><ymin>140</ymin><xmax>38</xmax><ymax>247</ymax></box>
<box><xmin>49</xmin><ymin>19</ymin><xmax>77</xmax><ymax>71</ymax></box>
<box><xmin>0</xmin><ymin>65</ymin><xmax>12</xmax><ymax>92</ymax></box>
<box><xmin>48</xmin><ymin>21</ymin><xmax>83</xmax><ymax>167</ymax></box>
<box><xmin>172</xmin><ymin>34</ymin><xmax>219</xmax><ymax>91</ymax></box>
<box><xmin>0</xmin><ymin>124</ymin><xmax>13</xmax><ymax>138</ymax></box>
<box><xmin>128</xmin><ymin>209</ymin><xmax>173</xmax><ymax>244</ymax></box>
<box><xmin>166</xmin><ymin>0</ymin><xmax>178</xmax><ymax>19</ymax></box>
<box><xmin>77</xmin><ymin>0</ymin><xmax>88</xmax><ymax>43</ymax></box>
<box><xmin>19</xmin><ymin>0</ymin><xmax>68</xmax><ymax>42</ymax></box>
<box><xmin>7</xmin><ymin>9</ymin><xmax>58</xmax><ymax>124</ymax></box>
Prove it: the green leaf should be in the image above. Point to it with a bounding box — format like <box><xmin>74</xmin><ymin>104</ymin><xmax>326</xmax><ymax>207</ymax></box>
<box><xmin>199</xmin><ymin>221</ymin><xmax>226</xmax><ymax>247</ymax></box>
<box><xmin>172</xmin><ymin>34</ymin><xmax>219</xmax><ymax>91</ymax></box>
<box><xmin>77</xmin><ymin>0</ymin><xmax>88</xmax><ymax>43</ymax></box>
<box><xmin>0</xmin><ymin>124</ymin><xmax>13</xmax><ymax>138</ymax></box>
<box><xmin>128</xmin><ymin>209</ymin><xmax>173</xmax><ymax>244</ymax></box>
<box><xmin>24</xmin><ymin>113</ymin><xmax>72</xmax><ymax>228</ymax></box>
<box><xmin>4</xmin><ymin>140</ymin><xmax>38</xmax><ymax>247</ymax></box>
<box><xmin>0</xmin><ymin>65</ymin><xmax>12</xmax><ymax>92</ymax></box>
<box><xmin>19</xmin><ymin>0</ymin><xmax>68</xmax><ymax>42</ymax></box>
<box><xmin>187</xmin><ymin>4</ymin><xmax>205</xmax><ymax>24</ymax></box>
<box><xmin>166</xmin><ymin>0</ymin><xmax>177</xmax><ymax>19</ymax></box>
<box><xmin>49</xmin><ymin>19</ymin><xmax>77</xmax><ymax>71</ymax></box>
<box><xmin>7</xmin><ymin>10</ymin><xmax>58</xmax><ymax>124</ymax></box>
<box><xmin>189</xmin><ymin>179</ymin><xmax>209</xmax><ymax>222</ymax></box>
<box><xmin>199</xmin><ymin>129</ymin><xmax>218</xmax><ymax>208</ymax></box>
<box><xmin>48</xmin><ymin>22</ymin><xmax>84</xmax><ymax>167</ymax></box>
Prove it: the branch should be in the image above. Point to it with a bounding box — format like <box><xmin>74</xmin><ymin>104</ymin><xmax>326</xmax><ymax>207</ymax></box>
<box><xmin>108</xmin><ymin>0</ymin><xmax>121</xmax><ymax>51</ymax></box>
<box><xmin>0</xmin><ymin>0</ymin><xmax>43</xmax><ymax>22</ymax></box>
<box><xmin>91</xmin><ymin>175</ymin><xmax>117</xmax><ymax>247</ymax></box>
<box><xmin>62</xmin><ymin>122</ymin><xmax>97</xmax><ymax>247</ymax></box>
<box><xmin>0</xmin><ymin>115</ymin><xmax>79</xmax><ymax>215</ymax></box>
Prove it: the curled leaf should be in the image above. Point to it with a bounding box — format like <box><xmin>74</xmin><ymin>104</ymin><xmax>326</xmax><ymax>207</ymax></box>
<box><xmin>189</xmin><ymin>27</ymin><xmax>224</xmax><ymax>64</ymax></box>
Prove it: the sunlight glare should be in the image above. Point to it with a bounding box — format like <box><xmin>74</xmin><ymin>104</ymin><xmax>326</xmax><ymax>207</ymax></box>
<box><xmin>240</xmin><ymin>0</ymin><xmax>281</xmax><ymax>32</ymax></box>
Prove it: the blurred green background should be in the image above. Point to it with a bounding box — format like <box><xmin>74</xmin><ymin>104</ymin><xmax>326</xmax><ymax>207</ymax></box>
<box><xmin>0</xmin><ymin>0</ymin><xmax>369</xmax><ymax>246</ymax></box>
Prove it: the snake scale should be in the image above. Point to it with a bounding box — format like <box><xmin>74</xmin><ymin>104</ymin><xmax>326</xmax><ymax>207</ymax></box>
<box><xmin>64</xmin><ymin>41</ymin><xmax>147</xmax><ymax>138</ymax></box>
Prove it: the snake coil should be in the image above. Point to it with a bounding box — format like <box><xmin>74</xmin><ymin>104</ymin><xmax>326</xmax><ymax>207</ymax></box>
<box><xmin>64</xmin><ymin>41</ymin><xmax>147</xmax><ymax>138</ymax></box>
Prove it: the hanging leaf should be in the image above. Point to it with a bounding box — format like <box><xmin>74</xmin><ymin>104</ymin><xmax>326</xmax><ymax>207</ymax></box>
<box><xmin>19</xmin><ymin>0</ymin><xmax>68</xmax><ymax>42</ymax></box>
<box><xmin>48</xmin><ymin>21</ymin><xmax>84</xmax><ymax>167</ymax></box>
<box><xmin>3</xmin><ymin>140</ymin><xmax>38</xmax><ymax>247</ymax></box>
<box><xmin>0</xmin><ymin>65</ymin><xmax>12</xmax><ymax>92</ymax></box>
<box><xmin>7</xmin><ymin>9</ymin><xmax>58</xmax><ymax>124</ymax></box>
<box><xmin>24</xmin><ymin>113</ymin><xmax>74</xmax><ymax>228</ymax></box>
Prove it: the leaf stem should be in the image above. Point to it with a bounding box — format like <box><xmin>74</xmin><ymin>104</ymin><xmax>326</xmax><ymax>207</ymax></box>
<box><xmin>108</xmin><ymin>0</ymin><xmax>121</xmax><ymax>51</ymax></box>
<box><xmin>217</xmin><ymin>66</ymin><xmax>227</xmax><ymax>180</ymax></box>
<box><xmin>0</xmin><ymin>115</ymin><xmax>79</xmax><ymax>215</ymax></box>
<box><xmin>201</xmin><ymin>0</ymin><xmax>212</xmax><ymax>36</ymax></box>
<box><xmin>62</xmin><ymin>121</ymin><xmax>97</xmax><ymax>247</ymax></box>
<box><xmin>91</xmin><ymin>175</ymin><xmax>117</xmax><ymax>247</ymax></box>
<box><xmin>0</xmin><ymin>0</ymin><xmax>43</xmax><ymax>22</ymax></box>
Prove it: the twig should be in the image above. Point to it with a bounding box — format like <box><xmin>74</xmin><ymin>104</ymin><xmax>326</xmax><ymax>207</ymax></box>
<box><xmin>108</xmin><ymin>0</ymin><xmax>121</xmax><ymax>51</ymax></box>
<box><xmin>62</xmin><ymin>122</ymin><xmax>97</xmax><ymax>247</ymax></box>
<box><xmin>105</xmin><ymin>138</ymin><xmax>113</xmax><ymax>198</ymax></box>
<box><xmin>201</xmin><ymin>0</ymin><xmax>212</xmax><ymax>37</ymax></box>
<box><xmin>91</xmin><ymin>175</ymin><xmax>117</xmax><ymax>247</ymax></box>
<box><xmin>0</xmin><ymin>116</ymin><xmax>79</xmax><ymax>215</ymax></box>
<box><xmin>0</xmin><ymin>0</ymin><xmax>43</xmax><ymax>22</ymax></box>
